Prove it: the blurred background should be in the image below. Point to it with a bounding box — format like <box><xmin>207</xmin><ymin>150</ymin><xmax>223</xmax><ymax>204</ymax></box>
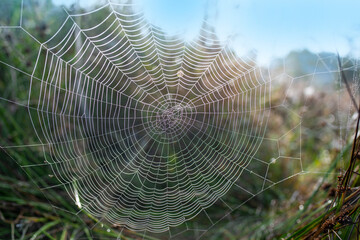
<box><xmin>1</xmin><ymin>0</ymin><xmax>360</xmax><ymax>239</ymax></box>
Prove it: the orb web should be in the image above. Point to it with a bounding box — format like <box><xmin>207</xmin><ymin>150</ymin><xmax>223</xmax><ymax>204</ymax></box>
<box><xmin>4</xmin><ymin>2</ymin><xmax>270</xmax><ymax>233</ymax></box>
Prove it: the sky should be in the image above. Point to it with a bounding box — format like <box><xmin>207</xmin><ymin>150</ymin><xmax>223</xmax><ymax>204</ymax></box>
<box><xmin>56</xmin><ymin>0</ymin><xmax>360</xmax><ymax>65</ymax></box>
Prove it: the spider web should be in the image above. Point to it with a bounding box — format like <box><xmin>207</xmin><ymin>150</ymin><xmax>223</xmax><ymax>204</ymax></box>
<box><xmin>0</xmin><ymin>0</ymin><xmax>358</xmax><ymax>239</ymax></box>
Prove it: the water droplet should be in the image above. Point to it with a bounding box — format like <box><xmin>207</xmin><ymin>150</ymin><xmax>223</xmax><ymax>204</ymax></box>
<box><xmin>177</xmin><ymin>70</ymin><xmax>184</xmax><ymax>78</ymax></box>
